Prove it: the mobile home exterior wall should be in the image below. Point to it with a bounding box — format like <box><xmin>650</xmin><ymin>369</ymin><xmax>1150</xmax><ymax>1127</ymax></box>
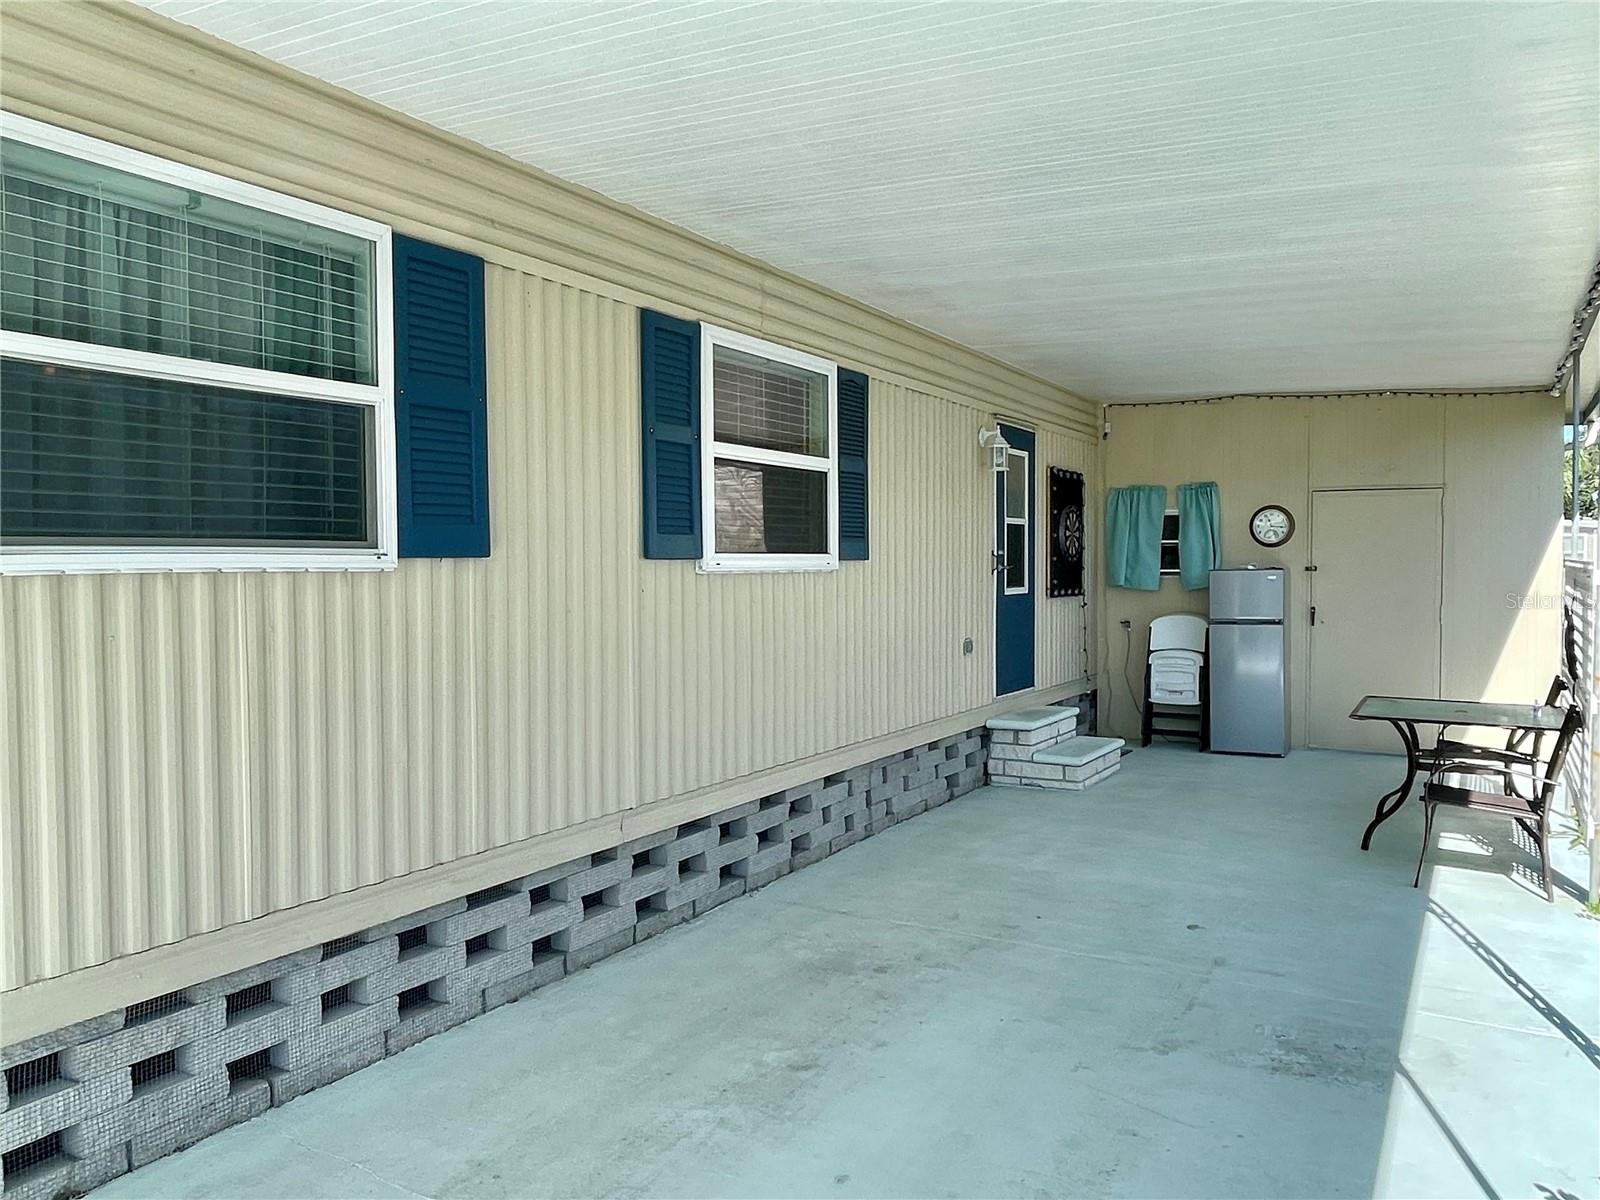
<box><xmin>0</xmin><ymin>2</ymin><xmax>1098</xmax><ymax>1040</ymax></box>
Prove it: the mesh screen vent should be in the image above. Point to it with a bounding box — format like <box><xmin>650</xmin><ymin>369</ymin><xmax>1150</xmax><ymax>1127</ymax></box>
<box><xmin>4</xmin><ymin>1053</ymin><xmax>61</xmax><ymax>1099</ymax></box>
<box><xmin>3</xmin><ymin>1132</ymin><xmax>64</xmax><ymax>1179</ymax></box>
<box><xmin>464</xmin><ymin>933</ymin><xmax>493</xmax><ymax>960</ymax></box>
<box><xmin>127</xmin><ymin>990</ymin><xmax>188</xmax><ymax>1025</ymax></box>
<box><xmin>320</xmin><ymin>984</ymin><xmax>352</xmax><ymax>1017</ymax></box>
<box><xmin>465</xmin><ymin>885</ymin><xmax>509</xmax><ymax>909</ymax></box>
<box><xmin>321</xmin><ymin>934</ymin><xmax>363</xmax><ymax>958</ymax></box>
<box><xmin>224</xmin><ymin>982</ymin><xmax>273</xmax><ymax>1020</ymax></box>
<box><xmin>397</xmin><ymin>983</ymin><xmax>434</xmax><ymax>1014</ymax></box>
<box><xmin>396</xmin><ymin>926</ymin><xmax>429</xmax><ymax>955</ymax></box>
<box><xmin>528</xmin><ymin>884</ymin><xmax>552</xmax><ymax>906</ymax></box>
<box><xmin>130</xmin><ymin>1050</ymin><xmax>178</xmax><ymax>1092</ymax></box>
<box><xmin>225</xmin><ymin>1048</ymin><xmax>274</xmax><ymax>1084</ymax></box>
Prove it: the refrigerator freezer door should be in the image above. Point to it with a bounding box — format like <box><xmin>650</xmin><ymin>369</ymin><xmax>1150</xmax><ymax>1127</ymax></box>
<box><xmin>1209</xmin><ymin>568</ymin><xmax>1286</xmax><ymax>622</ymax></box>
<box><xmin>1208</xmin><ymin>622</ymin><xmax>1288</xmax><ymax>755</ymax></box>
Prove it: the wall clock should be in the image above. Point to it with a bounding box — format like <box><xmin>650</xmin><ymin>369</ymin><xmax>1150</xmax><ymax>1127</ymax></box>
<box><xmin>1249</xmin><ymin>504</ymin><xmax>1295</xmax><ymax>548</ymax></box>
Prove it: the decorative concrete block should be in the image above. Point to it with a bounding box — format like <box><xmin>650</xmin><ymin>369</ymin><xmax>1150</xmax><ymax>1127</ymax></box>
<box><xmin>608</xmin><ymin>859</ymin><xmax>672</xmax><ymax>906</ymax></box>
<box><xmin>730</xmin><ymin>839</ymin><xmax>789</xmax><ymax>880</ymax></box>
<box><xmin>4</xmin><ymin>1109</ymin><xmax>129</xmax><ymax>1200</ymax></box>
<box><xmin>830</xmin><ymin>827</ymin><xmax>869</xmax><ymax>853</ymax></box>
<box><xmin>208</xmin><ymin>994</ymin><xmax>321</xmax><ymax>1073</ymax></box>
<box><xmin>386</xmin><ymin>991</ymin><xmax>482</xmax><ymax>1055</ymax></box>
<box><xmin>657</xmin><ymin>821</ymin><xmax>719</xmax><ymax>864</ymax></box>
<box><xmin>519</xmin><ymin>895</ymin><xmax>583</xmax><ymax>945</ymax></box>
<box><xmin>123</xmin><ymin>1063</ymin><xmax>229</xmax><ymax>1131</ymax></box>
<box><xmin>270</xmin><ymin>1034</ymin><xmax>385</xmax><ymax>1106</ymax></box>
<box><xmin>635</xmin><ymin>900</ymin><xmax>695</xmax><ymax>942</ymax></box>
<box><xmin>1</xmin><ymin>1012</ymin><xmax>124</xmax><ymax>1070</ymax></box>
<box><xmin>279</xmin><ymin>938</ymin><xmax>398</xmax><ymax>1005</ymax></box>
<box><xmin>564</xmin><ymin>928</ymin><xmax>636</xmax><ymax>971</ymax></box>
<box><xmin>552</xmin><ymin>899</ymin><xmax>635</xmax><ymax>953</ymax></box>
<box><xmin>514</xmin><ymin>856</ymin><xmax>591</xmax><ymax>894</ymax></box>
<box><xmin>0</xmin><ymin>1071</ymin><xmax>130</xmax><ymax>1153</ymax></box>
<box><xmin>435</xmin><ymin>889</ymin><xmax>532</xmax><ymax>946</ymax></box>
<box><xmin>552</xmin><ymin>853</ymin><xmax>632</xmax><ymax>901</ymax></box>
<box><xmin>483</xmin><ymin>950</ymin><xmax>567</xmax><ymax>1011</ymax></box>
<box><xmin>362</xmin><ymin>941</ymin><xmax>469</xmax><ymax>1008</ymax></box>
<box><xmin>741</xmin><ymin>859</ymin><xmax>792</xmax><ymax>891</ymax></box>
<box><xmin>129</xmin><ymin>1076</ymin><xmax>270</xmax><ymax>1169</ymax></box>
<box><xmin>661</xmin><ymin>859</ymin><xmax>717</xmax><ymax>909</ymax></box>
<box><xmin>693</xmin><ymin>876</ymin><xmax>746</xmax><ymax>916</ymax></box>
<box><xmin>182</xmin><ymin>948</ymin><xmax>321</xmax><ymax>1003</ymax></box>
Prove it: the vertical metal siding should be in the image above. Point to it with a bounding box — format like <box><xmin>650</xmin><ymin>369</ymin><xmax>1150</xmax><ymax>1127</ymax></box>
<box><xmin>1034</xmin><ymin>427</ymin><xmax>1097</xmax><ymax>691</ymax></box>
<box><xmin>0</xmin><ymin>264</ymin><xmax>1097</xmax><ymax>996</ymax></box>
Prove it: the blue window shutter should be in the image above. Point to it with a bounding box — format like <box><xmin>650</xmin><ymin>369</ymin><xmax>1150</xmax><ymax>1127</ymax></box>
<box><xmin>394</xmin><ymin>234</ymin><xmax>489</xmax><ymax>558</ymax></box>
<box><xmin>640</xmin><ymin>309</ymin><xmax>702</xmax><ymax>559</ymax></box>
<box><xmin>837</xmin><ymin>366</ymin><xmax>869</xmax><ymax>560</ymax></box>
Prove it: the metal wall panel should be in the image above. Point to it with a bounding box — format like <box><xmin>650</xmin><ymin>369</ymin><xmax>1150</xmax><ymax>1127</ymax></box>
<box><xmin>0</xmin><ymin>6</ymin><xmax>1099</xmax><ymax>996</ymax></box>
<box><xmin>0</xmin><ymin>261</ymin><xmax>1095</xmax><ymax>992</ymax></box>
<box><xmin>1034</xmin><ymin>427</ymin><xmax>1097</xmax><ymax>691</ymax></box>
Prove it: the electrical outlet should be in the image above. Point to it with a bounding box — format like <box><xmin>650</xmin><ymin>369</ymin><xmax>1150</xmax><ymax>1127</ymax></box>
<box><xmin>1119</xmin><ymin>619</ymin><xmax>1132</xmax><ymax>630</ymax></box>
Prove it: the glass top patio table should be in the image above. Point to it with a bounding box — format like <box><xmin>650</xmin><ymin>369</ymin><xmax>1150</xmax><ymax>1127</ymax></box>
<box><xmin>1349</xmin><ymin>696</ymin><xmax>1567</xmax><ymax>731</ymax></box>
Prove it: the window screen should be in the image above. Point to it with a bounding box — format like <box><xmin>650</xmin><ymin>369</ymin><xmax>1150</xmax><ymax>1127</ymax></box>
<box><xmin>711</xmin><ymin>345</ymin><xmax>826</xmax><ymax>457</ymax></box>
<box><xmin>713</xmin><ymin>460</ymin><xmax>826</xmax><ymax>554</ymax></box>
<box><xmin>2</xmin><ymin>359</ymin><xmax>371</xmax><ymax>545</ymax></box>
<box><xmin>1</xmin><ymin>138</ymin><xmax>375</xmax><ymax>385</ymax></box>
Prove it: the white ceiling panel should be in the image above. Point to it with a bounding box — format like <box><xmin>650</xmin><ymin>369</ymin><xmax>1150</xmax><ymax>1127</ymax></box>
<box><xmin>139</xmin><ymin>0</ymin><xmax>1599</xmax><ymax>402</ymax></box>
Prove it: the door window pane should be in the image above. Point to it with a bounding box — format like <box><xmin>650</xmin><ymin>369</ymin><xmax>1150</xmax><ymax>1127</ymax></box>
<box><xmin>1005</xmin><ymin>521</ymin><xmax>1027</xmax><ymax>590</ymax></box>
<box><xmin>2</xmin><ymin>358</ymin><xmax>371</xmax><ymax>545</ymax></box>
<box><xmin>713</xmin><ymin>459</ymin><xmax>826</xmax><ymax>554</ymax></box>
<box><xmin>1005</xmin><ymin>450</ymin><xmax>1027</xmax><ymax>518</ymax></box>
<box><xmin>712</xmin><ymin>344</ymin><xmax>827</xmax><ymax>457</ymax></box>
<box><xmin>1</xmin><ymin>138</ymin><xmax>376</xmax><ymax>384</ymax></box>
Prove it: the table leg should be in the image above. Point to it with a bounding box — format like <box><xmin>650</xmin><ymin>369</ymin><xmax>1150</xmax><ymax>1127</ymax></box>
<box><xmin>1361</xmin><ymin>720</ymin><xmax>1420</xmax><ymax>850</ymax></box>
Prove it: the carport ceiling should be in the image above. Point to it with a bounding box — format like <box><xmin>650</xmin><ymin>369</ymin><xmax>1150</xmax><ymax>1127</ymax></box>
<box><xmin>141</xmin><ymin>1</ymin><xmax>1599</xmax><ymax>403</ymax></box>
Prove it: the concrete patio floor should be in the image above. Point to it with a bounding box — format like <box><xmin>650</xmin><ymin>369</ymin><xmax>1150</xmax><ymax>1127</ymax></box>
<box><xmin>99</xmin><ymin>746</ymin><xmax>1599</xmax><ymax>1199</ymax></box>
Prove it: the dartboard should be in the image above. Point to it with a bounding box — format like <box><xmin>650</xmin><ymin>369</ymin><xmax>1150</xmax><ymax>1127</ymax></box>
<box><xmin>1057</xmin><ymin>506</ymin><xmax>1083</xmax><ymax>560</ymax></box>
<box><xmin>1048</xmin><ymin>467</ymin><xmax>1085</xmax><ymax>598</ymax></box>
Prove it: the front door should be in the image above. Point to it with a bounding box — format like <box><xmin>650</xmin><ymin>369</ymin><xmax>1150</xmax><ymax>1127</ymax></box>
<box><xmin>1308</xmin><ymin>487</ymin><xmax>1444</xmax><ymax>751</ymax></box>
<box><xmin>995</xmin><ymin>422</ymin><xmax>1035</xmax><ymax>695</ymax></box>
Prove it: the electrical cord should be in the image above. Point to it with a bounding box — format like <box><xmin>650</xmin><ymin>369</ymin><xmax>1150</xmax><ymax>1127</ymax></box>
<box><xmin>1123</xmin><ymin>622</ymin><xmax>1143</xmax><ymax>719</ymax></box>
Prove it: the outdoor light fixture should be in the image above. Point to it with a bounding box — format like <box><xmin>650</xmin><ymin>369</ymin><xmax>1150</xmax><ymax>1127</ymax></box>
<box><xmin>978</xmin><ymin>424</ymin><xmax>1012</xmax><ymax>472</ymax></box>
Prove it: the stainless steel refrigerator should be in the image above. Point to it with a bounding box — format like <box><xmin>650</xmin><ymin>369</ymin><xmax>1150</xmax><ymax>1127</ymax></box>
<box><xmin>1207</xmin><ymin>567</ymin><xmax>1289</xmax><ymax>756</ymax></box>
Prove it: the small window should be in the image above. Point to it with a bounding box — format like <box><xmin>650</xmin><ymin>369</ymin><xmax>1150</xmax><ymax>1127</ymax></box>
<box><xmin>0</xmin><ymin>115</ymin><xmax>394</xmax><ymax>574</ymax></box>
<box><xmin>700</xmin><ymin>324</ymin><xmax>836</xmax><ymax>572</ymax></box>
<box><xmin>1159</xmin><ymin>510</ymin><xmax>1181</xmax><ymax>576</ymax></box>
<box><xmin>1003</xmin><ymin>447</ymin><xmax>1029</xmax><ymax>594</ymax></box>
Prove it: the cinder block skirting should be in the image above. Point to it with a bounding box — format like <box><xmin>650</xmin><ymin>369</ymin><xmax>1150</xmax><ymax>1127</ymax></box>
<box><xmin>0</xmin><ymin>729</ymin><xmax>988</xmax><ymax>1200</ymax></box>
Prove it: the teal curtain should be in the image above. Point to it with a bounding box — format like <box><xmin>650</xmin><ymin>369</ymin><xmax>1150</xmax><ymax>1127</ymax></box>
<box><xmin>1105</xmin><ymin>485</ymin><xmax>1166</xmax><ymax>590</ymax></box>
<box><xmin>1177</xmin><ymin>481</ymin><xmax>1221</xmax><ymax>590</ymax></box>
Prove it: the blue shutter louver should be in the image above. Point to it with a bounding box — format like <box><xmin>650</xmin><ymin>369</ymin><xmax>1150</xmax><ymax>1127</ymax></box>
<box><xmin>640</xmin><ymin>309</ymin><xmax>702</xmax><ymax>559</ymax></box>
<box><xmin>394</xmin><ymin>234</ymin><xmax>489</xmax><ymax>558</ymax></box>
<box><xmin>837</xmin><ymin>366</ymin><xmax>869</xmax><ymax>561</ymax></box>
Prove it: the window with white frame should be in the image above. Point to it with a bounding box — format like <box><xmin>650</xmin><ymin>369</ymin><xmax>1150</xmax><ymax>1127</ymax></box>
<box><xmin>0</xmin><ymin>115</ymin><xmax>394</xmax><ymax>574</ymax></box>
<box><xmin>1159</xmin><ymin>510</ymin><xmax>1181</xmax><ymax>576</ymax></box>
<box><xmin>700</xmin><ymin>324</ymin><xmax>837</xmax><ymax>572</ymax></box>
<box><xmin>1002</xmin><ymin>445</ymin><xmax>1029</xmax><ymax>593</ymax></box>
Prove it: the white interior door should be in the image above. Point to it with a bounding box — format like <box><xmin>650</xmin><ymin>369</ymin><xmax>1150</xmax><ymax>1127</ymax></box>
<box><xmin>1308</xmin><ymin>488</ymin><xmax>1444</xmax><ymax>752</ymax></box>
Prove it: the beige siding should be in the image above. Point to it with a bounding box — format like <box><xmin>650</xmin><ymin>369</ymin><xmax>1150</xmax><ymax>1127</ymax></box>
<box><xmin>1035</xmin><ymin>426</ymin><xmax>1097</xmax><ymax>691</ymax></box>
<box><xmin>1098</xmin><ymin>392</ymin><xmax>1564</xmax><ymax>745</ymax></box>
<box><xmin>1</xmin><ymin>266</ymin><xmax>1096</xmax><ymax>993</ymax></box>
<box><xmin>0</xmin><ymin>5</ymin><xmax>1100</xmax><ymax>1006</ymax></box>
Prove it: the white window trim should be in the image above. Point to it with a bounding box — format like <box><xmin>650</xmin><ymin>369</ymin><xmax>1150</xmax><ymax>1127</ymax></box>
<box><xmin>1159</xmin><ymin>508</ymin><xmax>1182</xmax><ymax>576</ymax></box>
<box><xmin>698</xmin><ymin>322</ymin><xmax>838</xmax><ymax>574</ymax></box>
<box><xmin>0</xmin><ymin>113</ymin><xmax>397</xmax><ymax>576</ymax></box>
<box><xmin>1002</xmin><ymin>446</ymin><xmax>1030</xmax><ymax>596</ymax></box>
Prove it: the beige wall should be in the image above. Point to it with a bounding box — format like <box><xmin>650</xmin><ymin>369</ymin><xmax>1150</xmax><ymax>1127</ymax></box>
<box><xmin>1098</xmin><ymin>392</ymin><xmax>1565</xmax><ymax>745</ymax></box>
<box><xmin>0</xmin><ymin>2</ymin><xmax>1098</xmax><ymax>1032</ymax></box>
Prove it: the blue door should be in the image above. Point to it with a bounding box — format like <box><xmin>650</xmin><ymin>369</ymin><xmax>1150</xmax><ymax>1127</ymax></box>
<box><xmin>994</xmin><ymin>422</ymin><xmax>1035</xmax><ymax>695</ymax></box>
